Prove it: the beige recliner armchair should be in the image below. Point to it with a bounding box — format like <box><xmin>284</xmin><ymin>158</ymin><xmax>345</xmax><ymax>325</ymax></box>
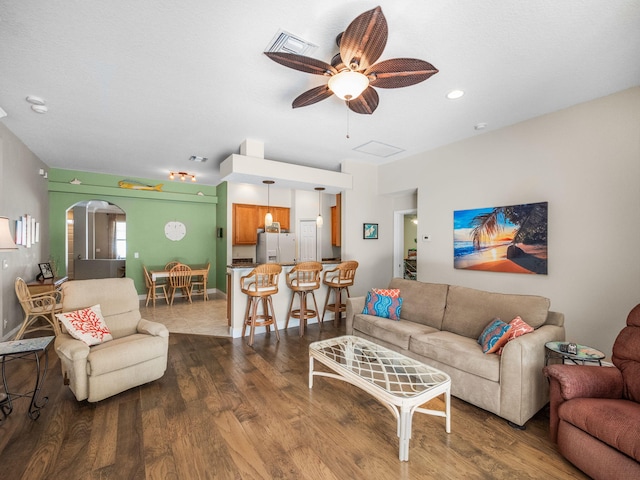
<box><xmin>55</xmin><ymin>278</ymin><xmax>169</xmax><ymax>402</ymax></box>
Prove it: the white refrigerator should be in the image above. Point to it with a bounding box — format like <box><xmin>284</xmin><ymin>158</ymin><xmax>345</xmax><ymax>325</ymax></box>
<box><xmin>256</xmin><ymin>232</ymin><xmax>297</xmax><ymax>264</ymax></box>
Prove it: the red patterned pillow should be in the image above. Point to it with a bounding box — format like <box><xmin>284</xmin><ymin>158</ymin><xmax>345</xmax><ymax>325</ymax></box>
<box><xmin>371</xmin><ymin>288</ymin><xmax>401</xmax><ymax>299</ymax></box>
<box><xmin>497</xmin><ymin>316</ymin><xmax>534</xmax><ymax>354</ymax></box>
<box><xmin>56</xmin><ymin>304</ymin><xmax>113</xmax><ymax>346</ymax></box>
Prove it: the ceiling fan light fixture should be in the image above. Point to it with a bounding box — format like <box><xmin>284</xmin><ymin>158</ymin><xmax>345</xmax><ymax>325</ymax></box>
<box><xmin>328</xmin><ymin>71</ymin><xmax>369</xmax><ymax>100</ymax></box>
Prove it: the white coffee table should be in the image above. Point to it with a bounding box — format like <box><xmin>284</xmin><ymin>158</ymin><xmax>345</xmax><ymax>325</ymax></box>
<box><xmin>309</xmin><ymin>335</ymin><xmax>451</xmax><ymax>461</ymax></box>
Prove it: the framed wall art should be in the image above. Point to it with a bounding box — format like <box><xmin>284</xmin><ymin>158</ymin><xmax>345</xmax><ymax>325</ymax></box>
<box><xmin>38</xmin><ymin>262</ymin><xmax>55</xmax><ymax>279</ymax></box>
<box><xmin>453</xmin><ymin>201</ymin><xmax>548</xmax><ymax>274</ymax></box>
<box><xmin>363</xmin><ymin>223</ymin><xmax>378</xmax><ymax>240</ymax></box>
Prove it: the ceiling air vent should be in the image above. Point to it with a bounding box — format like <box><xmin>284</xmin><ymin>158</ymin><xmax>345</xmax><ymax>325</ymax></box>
<box><xmin>265</xmin><ymin>30</ymin><xmax>317</xmax><ymax>56</ymax></box>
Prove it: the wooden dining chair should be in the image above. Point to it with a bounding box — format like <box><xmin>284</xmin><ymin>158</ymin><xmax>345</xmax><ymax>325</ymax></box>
<box><xmin>164</xmin><ymin>261</ymin><xmax>180</xmax><ymax>271</ymax></box>
<box><xmin>143</xmin><ymin>266</ymin><xmax>168</xmax><ymax>306</ymax></box>
<box><xmin>168</xmin><ymin>264</ymin><xmax>192</xmax><ymax>305</ymax></box>
<box><xmin>191</xmin><ymin>263</ymin><xmax>210</xmax><ymax>301</ymax></box>
<box><xmin>14</xmin><ymin>277</ymin><xmax>63</xmax><ymax>339</ymax></box>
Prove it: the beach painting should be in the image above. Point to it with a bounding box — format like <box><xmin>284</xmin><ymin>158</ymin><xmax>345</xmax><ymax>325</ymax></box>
<box><xmin>453</xmin><ymin>201</ymin><xmax>548</xmax><ymax>274</ymax></box>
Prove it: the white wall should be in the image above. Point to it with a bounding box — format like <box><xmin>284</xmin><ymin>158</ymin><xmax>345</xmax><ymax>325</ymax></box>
<box><xmin>0</xmin><ymin>124</ymin><xmax>50</xmax><ymax>339</ymax></box>
<box><xmin>374</xmin><ymin>87</ymin><xmax>640</xmax><ymax>357</ymax></box>
<box><xmin>341</xmin><ymin>160</ymin><xmax>395</xmax><ymax>296</ymax></box>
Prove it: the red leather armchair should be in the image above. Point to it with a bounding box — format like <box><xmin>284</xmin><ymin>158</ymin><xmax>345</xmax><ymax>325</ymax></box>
<box><xmin>543</xmin><ymin>304</ymin><xmax>640</xmax><ymax>479</ymax></box>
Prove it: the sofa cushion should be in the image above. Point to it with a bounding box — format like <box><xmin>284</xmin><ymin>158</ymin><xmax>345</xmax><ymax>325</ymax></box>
<box><xmin>388</xmin><ymin>278</ymin><xmax>448</xmax><ymax>330</ymax></box>
<box><xmin>410</xmin><ymin>331</ymin><xmax>501</xmax><ymax>382</ymax></box>
<box><xmin>56</xmin><ymin>304</ymin><xmax>113</xmax><ymax>346</ymax></box>
<box><xmin>86</xmin><ymin>333</ymin><xmax>168</xmax><ymax>376</ymax></box>
<box><xmin>441</xmin><ymin>285</ymin><xmax>550</xmax><ymax>339</ymax></box>
<box><xmin>478</xmin><ymin>318</ymin><xmax>512</xmax><ymax>354</ymax></box>
<box><xmin>362</xmin><ymin>290</ymin><xmax>403</xmax><ymax>320</ymax></box>
<box><xmin>352</xmin><ymin>314</ymin><xmax>438</xmax><ymax>350</ymax></box>
<box><xmin>558</xmin><ymin>397</ymin><xmax>640</xmax><ymax>462</ymax></box>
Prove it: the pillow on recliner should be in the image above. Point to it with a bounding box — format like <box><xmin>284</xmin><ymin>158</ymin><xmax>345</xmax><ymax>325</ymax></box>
<box><xmin>363</xmin><ymin>289</ymin><xmax>403</xmax><ymax>320</ymax></box>
<box><xmin>56</xmin><ymin>304</ymin><xmax>113</xmax><ymax>346</ymax></box>
<box><xmin>478</xmin><ymin>318</ymin><xmax>511</xmax><ymax>354</ymax></box>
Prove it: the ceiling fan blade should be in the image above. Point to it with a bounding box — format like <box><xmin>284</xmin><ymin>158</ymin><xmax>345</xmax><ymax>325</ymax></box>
<box><xmin>366</xmin><ymin>58</ymin><xmax>439</xmax><ymax>88</ymax></box>
<box><xmin>292</xmin><ymin>85</ymin><xmax>334</xmax><ymax>108</ymax></box>
<box><xmin>264</xmin><ymin>52</ymin><xmax>337</xmax><ymax>76</ymax></box>
<box><xmin>347</xmin><ymin>87</ymin><xmax>379</xmax><ymax>115</ymax></box>
<box><xmin>339</xmin><ymin>6</ymin><xmax>388</xmax><ymax>71</ymax></box>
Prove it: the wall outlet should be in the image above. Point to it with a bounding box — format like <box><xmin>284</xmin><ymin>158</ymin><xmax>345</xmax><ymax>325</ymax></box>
<box><xmin>134</xmin><ymin>252</ymin><xmax>139</xmax><ymax>259</ymax></box>
<box><xmin>422</xmin><ymin>234</ymin><xmax>432</xmax><ymax>242</ymax></box>
<box><xmin>3</xmin><ymin>318</ymin><xmax>7</xmax><ymax>329</ymax></box>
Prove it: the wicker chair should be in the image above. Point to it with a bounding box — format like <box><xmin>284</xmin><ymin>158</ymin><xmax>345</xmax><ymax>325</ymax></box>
<box><xmin>240</xmin><ymin>263</ymin><xmax>282</xmax><ymax>346</ymax></box>
<box><xmin>14</xmin><ymin>277</ymin><xmax>63</xmax><ymax>339</ymax></box>
<box><xmin>168</xmin><ymin>264</ymin><xmax>192</xmax><ymax>305</ymax></box>
<box><xmin>143</xmin><ymin>266</ymin><xmax>168</xmax><ymax>307</ymax></box>
<box><xmin>285</xmin><ymin>262</ymin><xmax>322</xmax><ymax>336</ymax></box>
<box><xmin>322</xmin><ymin>260</ymin><xmax>358</xmax><ymax>324</ymax></box>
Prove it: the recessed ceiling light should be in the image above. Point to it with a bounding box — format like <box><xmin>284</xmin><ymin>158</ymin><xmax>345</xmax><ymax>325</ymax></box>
<box><xmin>446</xmin><ymin>90</ymin><xmax>465</xmax><ymax>99</ymax></box>
<box><xmin>26</xmin><ymin>95</ymin><xmax>46</xmax><ymax>105</ymax></box>
<box><xmin>31</xmin><ymin>105</ymin><xmax>48</xmax><ymax>114</ymax></box>
<box><xmin>474</xmin><ymin>122</ymin><xmax>488</xmax><ymax>130</ymax></box>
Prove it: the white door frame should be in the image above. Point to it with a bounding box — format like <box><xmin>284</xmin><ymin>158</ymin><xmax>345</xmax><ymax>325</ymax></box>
<box><xmin>393</xmin><ymin>209</ymin><xmax>417</xmax><ymax>278</ymax></box>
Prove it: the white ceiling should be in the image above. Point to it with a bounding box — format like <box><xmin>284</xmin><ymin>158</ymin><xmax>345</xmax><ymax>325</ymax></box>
<box><xmin>1</xmin><ymin>1</ymin><xmax>639</xmax><ymax>187</ymax></box>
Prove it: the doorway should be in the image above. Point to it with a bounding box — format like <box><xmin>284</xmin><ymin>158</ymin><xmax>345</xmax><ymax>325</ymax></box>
<box><xmin>393</xmin><ymin>209</ymin><xmax>418</xmax><ymax>280</ymax></box>
<box><xmin>66</xmin><ymin>200</ymin><xmax>126</xmax><ymax>279</ymax></box>
<box><xmin>298</xmin><ymin>220</ymin><xmax>317</xmax><ymax>261</ymax></box>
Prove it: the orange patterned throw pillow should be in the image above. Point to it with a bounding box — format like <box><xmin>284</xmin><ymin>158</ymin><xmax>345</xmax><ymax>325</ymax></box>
<box><xmin>56</xmin><ymin>304</ymin><xmax>113</xmax><ymax>346</ymax></box>
<box><xmin>497</xmin><ymin>316</ymin><xmax>534</xmax><ymax>354</ymax></box>
<box><xmin>371</xmin><ymin>288</ymin><xmax>401</xmax><ymax>298</ymax></box>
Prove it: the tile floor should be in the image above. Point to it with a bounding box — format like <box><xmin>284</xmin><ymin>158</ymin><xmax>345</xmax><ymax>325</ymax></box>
<box><xmin>139</xmin><ymin>291</ymin><xmax>230</xmax><ymax>337</ymax></box>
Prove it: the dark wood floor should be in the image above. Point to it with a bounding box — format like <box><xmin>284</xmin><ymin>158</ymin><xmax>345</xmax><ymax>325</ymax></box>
<box><xmin>0</xmin><ymin>322</ymin><xmax>589</xmax><ymax>479</ymax></box>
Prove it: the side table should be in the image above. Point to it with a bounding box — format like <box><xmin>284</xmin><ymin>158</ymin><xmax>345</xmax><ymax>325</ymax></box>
<box><xmin>0</xmin><ymin>335</ymin><xmax>54</xmax><ymax>421</ymax></box>
<box><xmin>545</xmin><ymin>341</ymin><xmax>605</xmax><ymax>366</ymax></box>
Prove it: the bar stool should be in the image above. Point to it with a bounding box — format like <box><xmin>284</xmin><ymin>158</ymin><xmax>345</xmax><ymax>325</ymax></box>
<box><xmin>285</xmin><ymin>261</ymin><xmax>323</xmax><ymax>336</ymax></box>
<box><xmin>322</xmin><ymin>260</ymin><xmax>358</xmax><ymax>324</ymax></box>
<box><xmin>240</xmin><ymin>263</ymin><xmax>282</xmax><ymax>346</ymax></box>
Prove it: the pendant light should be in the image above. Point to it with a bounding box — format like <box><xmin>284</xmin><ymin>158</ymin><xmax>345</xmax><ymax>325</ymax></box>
<box><xmin>263</xmin><ymin>180</ymin><xmax>274</xmax><ymax>227</ymax></box>
<box><xmin>315</xmin><ymin>187</ymin><xmax>325</xmax><ymax>228</ymax></box>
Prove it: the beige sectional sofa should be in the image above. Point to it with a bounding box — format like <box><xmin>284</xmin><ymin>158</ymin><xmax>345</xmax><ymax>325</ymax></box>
<box><xmin>346</xmin><ymin>277</ymin><xmax>565</xmax><ymax>426</ymax></box>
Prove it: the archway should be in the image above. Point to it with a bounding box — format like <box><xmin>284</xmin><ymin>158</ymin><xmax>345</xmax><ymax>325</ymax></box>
<box><xmin>66</xmin><ymin>200</ymin><xmax>126</xmax><ymax>279</ymax></box>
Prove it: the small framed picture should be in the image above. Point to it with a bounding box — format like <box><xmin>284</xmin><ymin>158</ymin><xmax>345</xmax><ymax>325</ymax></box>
<box><xmin>363</xmin><ymin>223</ymin><xmax>378</xmax><ymax>240</ymax></box>
<box><xmin>38</xmin><ymin>262</ymin><xmax>54</xmax><ymax>279</ymax></box>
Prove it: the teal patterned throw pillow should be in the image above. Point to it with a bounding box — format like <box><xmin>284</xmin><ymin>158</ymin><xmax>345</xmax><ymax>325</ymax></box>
<box><xmin>362</xmin><ymin>291</ymin><xmax>403</xmax><ymax>320</ymax></box>
<box><xmin>478</xmin><ymin>318</ymin><xmax>512</xmax><ymax>354</ymax></box>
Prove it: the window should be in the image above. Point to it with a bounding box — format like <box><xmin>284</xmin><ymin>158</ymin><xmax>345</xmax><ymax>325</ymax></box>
<box><xmin>115</xmin><ymin>220</ymin><xmax>126</xmax><ymax>259</ymax></box>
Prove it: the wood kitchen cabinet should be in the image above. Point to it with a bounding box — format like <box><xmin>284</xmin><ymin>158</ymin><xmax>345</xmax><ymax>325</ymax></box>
<box><xmin>257</xmin><ymin>206</ymin><xmax>290</xmax><ymax>231</ymax></box>
<box><xmin>331</xmin><ymin>193</ymin><xmax>341</xmax><ymax>246</ymax></box>
<box><xmin>233</xmin><ymin>204</ymin><xmax>259</xmax><ymax>245</ymax></box>
<box><xmin>233</xmin><ymin>203</ymin><xmax>290</xmax><ymax>245</ymax></box>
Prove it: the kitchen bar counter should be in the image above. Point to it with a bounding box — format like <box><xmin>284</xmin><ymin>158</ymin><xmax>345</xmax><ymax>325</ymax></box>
<box><xmin>226</xmin><ymin>261</ymin><xmax>341</xmax><ymax>339</ymax></box>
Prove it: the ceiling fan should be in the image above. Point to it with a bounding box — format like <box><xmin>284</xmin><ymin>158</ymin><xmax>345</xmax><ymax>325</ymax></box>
<box><xmin>264</xmin><ymin>6</ymin><xmax>438</xmax><ymax>114</ymax></box>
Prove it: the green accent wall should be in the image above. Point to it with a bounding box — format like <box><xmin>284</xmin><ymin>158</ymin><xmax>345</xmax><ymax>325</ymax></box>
<box><xmin>48</xmin><ymin>168</ymin><xmax>220</xmax><ymax>294</ymax></box>
<box><xmin>215</xmin><ymin>181</ymin><xmax>228</xmax><ymax>293</ymax></box>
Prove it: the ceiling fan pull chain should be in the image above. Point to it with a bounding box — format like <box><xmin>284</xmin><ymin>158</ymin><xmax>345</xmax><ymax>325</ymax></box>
<box><xmin>346</xmin><ymin>100</ymin><xmax>350</xmax><ymax>139</ymax></box>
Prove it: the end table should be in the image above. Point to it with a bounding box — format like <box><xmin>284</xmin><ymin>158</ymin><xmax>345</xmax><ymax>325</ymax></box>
<box><xmin>545</xmin><ymin>341</ymin><xmax>605</xmax><ymax>366</ymax></box>
<box><xmin>0</xmin><ymin>335</ymin><xmax>54</xmax><ymax>421</ymax></box>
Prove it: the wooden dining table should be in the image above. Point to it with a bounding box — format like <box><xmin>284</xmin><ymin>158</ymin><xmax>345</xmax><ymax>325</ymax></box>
<box><xmin>149</xmin><ymin>264</ymin><xmax>209</xmax><ymax>306</ymax></box>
